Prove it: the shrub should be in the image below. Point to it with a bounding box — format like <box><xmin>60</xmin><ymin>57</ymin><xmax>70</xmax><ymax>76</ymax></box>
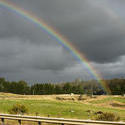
<box><xmin>95</xmin><ymin>112</ymin><xmax>120</xmax><ymax>121</ymax></box>
<box><xmin>94</xmin><ymin>111</ymin><xmax>103</xmax><ymax>115</ymax></box>
<box><xmin>9</xmin><ymin>104</ymin><xmax>28</xmax><ymax>115</ymax></box>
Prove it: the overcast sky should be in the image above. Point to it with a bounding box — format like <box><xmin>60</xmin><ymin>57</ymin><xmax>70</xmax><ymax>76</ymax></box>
<box><xmin>0</xmin><ymin>0</ymin><xmax>125</xmax><ymax>83</ymax></box>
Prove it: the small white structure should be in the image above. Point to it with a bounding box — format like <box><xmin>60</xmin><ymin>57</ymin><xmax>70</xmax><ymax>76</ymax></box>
<box><xmin>70</xmin><ymin>93</ymin><xmax>74</xmax><ymax>96</ymax></box>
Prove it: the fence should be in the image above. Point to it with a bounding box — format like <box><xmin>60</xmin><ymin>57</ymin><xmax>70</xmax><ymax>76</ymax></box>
<box><xmin>0</xmin><ymin>114</ymin><xmax>125</xmax><ymax>125</ymax></box>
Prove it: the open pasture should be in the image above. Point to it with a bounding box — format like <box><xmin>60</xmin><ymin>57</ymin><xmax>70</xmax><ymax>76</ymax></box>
<box><xmin>0</xmin><ymin>93</ymin><xmax>124</xmax><ymax>121</ymax></box>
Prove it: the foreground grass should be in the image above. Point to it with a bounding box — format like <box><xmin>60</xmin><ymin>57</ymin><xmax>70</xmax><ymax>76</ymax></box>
<box><xmin>0</xmin><ymin>99</ymin><xmax>125</xmax><ymax>121</ymax></box>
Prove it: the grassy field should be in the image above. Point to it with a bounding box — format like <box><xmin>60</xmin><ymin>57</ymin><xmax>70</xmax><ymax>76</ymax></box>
<box><xmin>0</xmin><ymin>93</ymin><xmax>125</xmax><ymax>121</ymax></box>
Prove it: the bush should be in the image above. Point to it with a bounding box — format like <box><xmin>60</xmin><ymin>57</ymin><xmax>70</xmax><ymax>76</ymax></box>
<box><xmin>95</xmin><ymin>112</ymin><xmax>120</xmax><ymax>121</ymax></box>
<box><xmin>9</xmin><ymin>104</ymin><xmax>28</xmax><ymax>115</ymax></box>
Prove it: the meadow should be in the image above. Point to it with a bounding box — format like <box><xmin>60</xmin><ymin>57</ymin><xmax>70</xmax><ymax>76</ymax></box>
<box><xmin>0</xmin><ymin>93</ymin><xmax>125</xmax><ymax>121</ymax></box>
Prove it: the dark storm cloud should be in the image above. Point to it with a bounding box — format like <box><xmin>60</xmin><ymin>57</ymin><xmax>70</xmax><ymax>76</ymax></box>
<box><xmin>92</xmin><ymin>55</ymin><xmax>125</xmax><ymax>78</ymax></box>
<box><xmin>0</xmin><ymin>0</ymin><xmax>125</xmax><ymax>81</ymax></box>
<box><xmin>4</xmin><ymin>0</ymin><xmax>125</xmax><ymax>63</ymax></box>
<box><xmin>0</xmin><ymin>8</ymin><xmax>54</xmax><ymax>45</ymax></box>
<box><xmin>0</xmin><ymin>38</ymin><xmax>76</xmax><ymax>72</ymax></box>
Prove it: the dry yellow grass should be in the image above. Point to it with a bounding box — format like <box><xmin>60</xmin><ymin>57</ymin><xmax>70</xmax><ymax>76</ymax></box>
<box><xmin>0</xmin><ymin>92</ymin><xmax>125</xmax><ymax>110</ymax></box>
<box><xmin>0</xmin><ymin>92</ymin><xmax>105</xmax><ymax>102</ymax></box>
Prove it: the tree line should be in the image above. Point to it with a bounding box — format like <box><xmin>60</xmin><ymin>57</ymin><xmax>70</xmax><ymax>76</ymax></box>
<box><xmin>0</xmin><ymin>78</ymin><xmax>125</xmax><ymax>95</ymax></box>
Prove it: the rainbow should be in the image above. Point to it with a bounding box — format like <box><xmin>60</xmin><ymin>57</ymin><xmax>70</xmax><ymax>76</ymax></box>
<box><xmin>0</xmin><ymin>0</ymin><xmax>111</xmax><ymax>94</ymax></box>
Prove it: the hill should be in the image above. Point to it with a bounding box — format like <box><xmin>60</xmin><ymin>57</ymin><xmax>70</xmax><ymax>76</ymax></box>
<box><xmin>0</xmin><ymin>93</ymin><xmax>125</xmax><ymax>121</ymax></box>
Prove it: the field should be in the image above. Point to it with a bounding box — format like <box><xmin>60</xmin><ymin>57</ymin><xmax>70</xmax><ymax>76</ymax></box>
<box><xmin>0</xmin><ymin>93</ymin><xmax>125</xmax><ymax>122</ymax></box>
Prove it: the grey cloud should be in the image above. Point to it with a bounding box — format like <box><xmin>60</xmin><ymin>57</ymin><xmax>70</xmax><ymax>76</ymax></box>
<box><xmin>8</xmin><ymin>0</ymin><xmax>125</xmax><ymax>63</ymax></box>
<box><xmin>0</xmin><ymin>0</ymin><xmax>125</xmax><ymax>82</ymax></box>
<box><xmin>0</xmin><ymin>38</ymin><xmax>76</xmax><ymax>73</ymax></box>
<box><xmin>91</xmin><ymin>55</ymin><xmax>125</xmax><ymax>78</ymax></box>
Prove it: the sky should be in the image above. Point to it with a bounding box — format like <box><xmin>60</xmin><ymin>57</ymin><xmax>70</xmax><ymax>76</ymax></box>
<box><xmin>0</xmin><ymin>0</ymin><xmax>125</xmax><ymax>83</ymax></box>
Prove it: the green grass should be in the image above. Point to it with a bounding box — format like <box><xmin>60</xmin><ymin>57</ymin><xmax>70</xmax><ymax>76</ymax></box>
<box><xmin>112</xmin><ymin>97</ymin><xmax>125</xmax><ymax>103</ymax></box>
<box><xmin>89</xmin><ymin>97</ymin><xmax>112</xmax><ymax>104</ymax></box>
<box><xmin>0</xmin><ymin>99</ymin><xmax>125</xmax><ymax>121</ymax></box>
<box><xmin>89</xmin><ymin>96</ymin><xmax>125</xmax><ymax>104</ymax></box>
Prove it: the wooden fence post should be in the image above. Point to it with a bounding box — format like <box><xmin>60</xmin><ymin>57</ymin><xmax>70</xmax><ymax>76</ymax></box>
<box><xmin>38</xmin><ymin>121</ymin><xmax>41</xmax><ymax>125</ymax></box>
<box><xmin>18</xmin><ymin>120</ymin><xmax>21</xmax><ymax>125</ymax></box>
<box><xmin>1</xmin><ymin>118</ymin><xmax>4</xmax><ymax>125</ymax></box>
